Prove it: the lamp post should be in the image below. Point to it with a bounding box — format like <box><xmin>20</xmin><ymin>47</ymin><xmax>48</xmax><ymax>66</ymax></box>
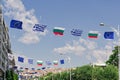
<box><xmin>60</xmin><ymin>53</ymin><xmax>71</xmax><ymax>80</ymax></box>
<box><xmin>99</xmin><ymin>23</ymin><xmax>120</xmax><ymax>80</ymax></box>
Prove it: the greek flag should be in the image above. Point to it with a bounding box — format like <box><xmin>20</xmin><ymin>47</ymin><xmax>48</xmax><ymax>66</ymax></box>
<box><xmin>71</xmin><ymin>29</ymin><xmax>83</xmax><ymax>36</ymax></box>
<box><xmin>33</xmin><ymin>24</ymin><xmax>47</xmax><ymax>32</ymax></box>
<box><xmin>46</xmin><ymin>61</ymin><xmax>52</xmax><ymax>66</ymax></box>
<box><xmin>28</xmin><ymin>59</ymin><xmax>33</xmax><ymax>64</ymax></box>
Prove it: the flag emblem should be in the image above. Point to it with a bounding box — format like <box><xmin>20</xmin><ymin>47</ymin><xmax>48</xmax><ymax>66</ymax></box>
<box><xmin>10</xmin><ymin>20</ymin><xmax>23</xmax><ymax>29</ymax></box>
<box><xmin>53</xmin><ymin>60</ymin><xmax>58</xmax><ymax>66</ymax></box>
<box><xmin>13</xmin><ymin>66</ymin><xmax>18</xmax><ymax>70</ymax></box>
<box><xmin>46</xmin><ymin>61</ymin><xmax>52</xmax><ymax>66</ymax></box>
<box><xmin>60</xmin><ymin>59</ymin><xmax>64</xmax><ymax>64</ymax></box>
<box><xmin>104</xmin><ymin>32</ymin><xmax>114</xmax><ymax>39</ymax></box>
<box><xmin>88</xmin><ymin>31</ymin><xmax>98</xmax><ymax>38</ymax></box>
<box><xmin>53</xmin><ymin>27</ymin><xmax>65</xmax><ymax>36</ymax></box>
<box><xmin>28</xmin><ymin>59</ymin><xmax>33</xmax><ymax>64</ymax></box>
<box><xmin>37</xmin><ymin>60</ymin><xmax>43</xmax><ymax>66</ymax></box>
<box><xmin>18</xmin><ymin>56</ymin><xmax>24</xmax><ymax>63</ymax></box>
<box><xmin>33</xmin><ymin>24</ymin><xmax>47</xmax><ymax>32</ymax></box>
<box><xmin>71</xmin><ymin>29</ymin><xmax>83</xmax><ymax>36</ymax></box>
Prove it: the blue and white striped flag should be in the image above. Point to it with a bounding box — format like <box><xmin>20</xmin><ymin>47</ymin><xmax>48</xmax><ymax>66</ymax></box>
<box><xmin>33</xmin><ymin>24</ymin><xmax>47</xmax><ymax>32</ymax></box>
<box><xmin>46</xmin><ymin>61</ymin><xmax>52</xmax><ymax>66</ymax></box>
<box><xmin>71</xmin><ymin>29</ymin><xmax>83</xmax><ymax>36</ymax></box>
<box><xmin>28</xmin><ymin>59</ymin><xmax>33</xmax><ymax>64</ymax></box>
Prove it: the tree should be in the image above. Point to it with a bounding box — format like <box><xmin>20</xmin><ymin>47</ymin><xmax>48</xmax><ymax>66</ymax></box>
<box><xmin>72</xmin><ymin>65</ymin><xmax>92</xmax><ymax>80</ymax></box>
<box><xmin>6</xmin><ymin>69</ymin><xmax>18</xmax><ymax>80</ymax></box>
<box><xmin>92</xmin><ymin>65</ymin><xmax>118</xmax><ymax>80</ymax></box>
<box><xmin>106</xmin><ymin>46</ymin><xmax>119</xmax><ymax>67</ymax></box>
<box><xmin>102</xmin><ymin>65</ymin><xmax>118</xmax><ymax>80</ymax></box>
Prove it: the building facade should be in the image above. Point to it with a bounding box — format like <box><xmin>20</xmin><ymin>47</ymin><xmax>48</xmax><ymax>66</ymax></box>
<box><xmin>0</xmin><ymin>5</ymin><xmax>13</xmax><ymax>80</ymax></box>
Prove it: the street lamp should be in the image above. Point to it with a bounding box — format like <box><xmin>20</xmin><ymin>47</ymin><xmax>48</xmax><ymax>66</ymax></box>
<box><xmin>99</xmin><ymin>23</ymin><xmax>120</xmax><ymax>80</ymax></box>
<box><xmin>60</xmin><ymin>53</ymin><xmax>71</xmax><ymax>80</ymax></box>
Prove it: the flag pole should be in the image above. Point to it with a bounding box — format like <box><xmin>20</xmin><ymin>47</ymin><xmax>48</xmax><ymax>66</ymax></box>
<box><xmin>60</xmin><ymin>53</ymin><xmax>71</xmax><ymax>80</ymax></box>
<box><xmin>69</xmin><ymin>56</ymin><xmax>71</xmax><ymax>80</ymax></box>
<box><xmin>100</xmin><ymin>23</ymin><xmax>120</xmax><ymax>80</ymax></box>
<box><xmin>117</xmin><ymin>25</ymin><xmax>120</xmax><ymax>80</ymax></box>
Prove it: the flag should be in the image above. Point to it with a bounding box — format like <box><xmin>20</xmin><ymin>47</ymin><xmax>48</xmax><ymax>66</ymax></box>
<box><xmin>31</xmin><ymin>68</ymin><xmax>35</xmax><ymax>70</ymax></box>
<box><xmin>19</xmin><ymin>67</ymin><xmax>23</xmax><ymax>69</ymax></box>
<box><xmin>41</xmin><ymin>67</ymin><xmax>46</xmax><ymax>70</ymax></box>
<box><xmin>88</xmin><ymin>31</ymin><xmax>98</xmax><ymax>38</ymax></box>
<box><xmin>60</xmin><ymin>59</ymin><xmax>64</xmax><ymax>64</ymax></box>
<box><xmin>13</xmin><ymin>66</ymin><xmax>18</xmax><ymax>70</ymax></box>
<box><xmin>33</xmin><ymin>24</ymin><xmax>47</xmax><ymax>32</ymax></box>
<box><xmin>10</xmin><ymin>20</ymin><xmax>23</xmax><ymax>29</ymax></box>
<box><xmin>37</xmin><ymin>60</ymin><xmax>43</xmax><ymax>66</ymax></box>
<box><xmin>18</xmin><ymin>56</ymin><xmax>24</xmax><ymax>63</ymax></box>
<box><xmin>37</xmin><ymin>68</ymin><xmax>41</xmax><ymax>70</ymax></box>
<box><xmin>53</xmin><ymin>27</ymin><xmax>65</xmax><ymax>36</ymax></box>
<box><xmin>53</xmin><ymin>60</ymin><xmax>58</xmax><ymax>66</ymax></box>
<box><xmin>104</xmin><ymin>32</ymin><xmax>114</xmax><ymax>39</ymax></box>
<box><xmin>28</xmin><ymin>59</ymin><xmax>33</xmax><ymax>64</ymax></box>
<box><xmin>8</xmin><ymin>53</ymin><xmax>14</xmax><ymax>61</ymax></box>
<box><xmin>25</xmin><ymin>68</ymin><xmax>29</xmax><ymax>70</ymax></box>
<box><xmin>71</xmin><ymin>29</ymin><xmax>83</xmax><ymax>36</ymax></box>
<box><xmin>46</xmin><ymin>61</ymin><xmax>52</xmax><ymax>66</ymax></box>
<box><xmin>34</xmin><ymin>72</ymin><xmax>37</xmax><ymax>74</ymax></box>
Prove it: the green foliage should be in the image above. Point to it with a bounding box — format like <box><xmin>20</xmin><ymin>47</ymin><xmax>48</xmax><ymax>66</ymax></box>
<box><xmin>106</xmin><ymin>46</ymin><xmax>119</xmax><ymax>67</ymax></box>
<box><xmin>92</xmin><ymin>66</ymin><xmax>104</xmax><ymax>80</ymax></box>
<box><xmin>6</xmin><ymin>69</ymin><xmax>18</xmax><ymax>80</ymax></box>
<box><xmin>39</xmin><ymin>65</ymin><xmax>118</xmax><ymax>80</ymax></box>
<box><xmin>102</xmin><ymin>65</ymin><xmax>118</xmax><ymax>80</ymax></box>
<box><xmin>73</xmin><ymin>65</ymin><xmax>92</xmax><ymax>80</ymax></box>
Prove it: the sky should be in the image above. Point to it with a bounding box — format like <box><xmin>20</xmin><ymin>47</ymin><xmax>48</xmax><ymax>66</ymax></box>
<box><xmin>2</xmin><ymin>0</ymin><xmax>120</xmax><ymax>69</ymax></box>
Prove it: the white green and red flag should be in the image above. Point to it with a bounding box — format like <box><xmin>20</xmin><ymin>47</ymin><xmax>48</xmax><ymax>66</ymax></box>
<box><xmin>37</xmin><ymin>60</ymin><xmax>43</xmax><ymax>66</ymax></box>
<box><xmin>53</xmin><ymin>60</ymin><xmax>58</xmax><ymax>66</ymax></box>
<box><xmin>53</xmin><ymin>27</ymin><xmax>65</xmax><ymax>36</ymax></box>
<box><xmin>88</xmin><ymin>31</ymin><xmax>98</xmax><ymax>38</ymax></box>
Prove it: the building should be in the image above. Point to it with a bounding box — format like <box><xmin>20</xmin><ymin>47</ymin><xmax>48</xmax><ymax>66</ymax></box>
<box><xmin>0</xmin><ymin>5</ymin><xmax>13</xmax><ymax>80</ymax></box>
<box><xmin>18</xmin><ymin>68</ymin><xmax>67</xmax><ymax>80</ymax></box>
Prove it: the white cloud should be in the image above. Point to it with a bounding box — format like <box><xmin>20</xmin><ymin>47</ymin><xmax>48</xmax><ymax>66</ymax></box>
<box><xmin>3</xmin><ymin>0</ymin><xmax>47</xmax><ymax>44</ymax></box>
<box><xmin>54</xmin><ymin>38</ymin><xmax>113</xmax><ymax>64</ymax></box>
<box><xmin>54</xmin><ymin>41</ymin><xmax>86</xmax><ymax>56</ymax></box>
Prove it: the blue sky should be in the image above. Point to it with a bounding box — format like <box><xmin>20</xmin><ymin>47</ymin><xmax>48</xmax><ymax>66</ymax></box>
<box><xmin>2</xmin><ymin>0</ymin><xmax>120</xmax><ymax>69</ymax></box>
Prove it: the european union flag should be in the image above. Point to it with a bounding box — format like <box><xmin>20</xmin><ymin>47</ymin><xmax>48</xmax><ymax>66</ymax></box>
<box><xmin>60</xmin><ymin>59</ymin><xmax>64</xmax><ymax>64</ymax></box>
<box><xmin>10</xmin><ymin>20</ymin><xmax>23</xmax><ymax>29</ymax></box>
<box><xmin>104</xmin><ymin>32</ymin><xmax>114</xmax><ymax>39</ymax></box>
<box><xmin>33</xmin><ymin>24</ymin><xmax>47</xmax><ymax>32</ymax></box>
<box><xmin>18</xmin><ymin>56</ymin><xmax>24</xmax><ymax>63</ymax></box>
<box><xmin>28</xmin><ymin>59</ymin><xmax>33</xmax><ymax>64</ymax></box>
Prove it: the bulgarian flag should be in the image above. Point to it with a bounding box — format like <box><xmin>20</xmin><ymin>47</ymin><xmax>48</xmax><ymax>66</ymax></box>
<box><xmin>88</xmin><ymin>31</ymin><xmax>98</xmax><ymax>38</ymax></box>
<box><xmin>53</xmin><ymin>60</ymin><xmax>58</xmax><ymax>66</ymax></box>
<box><xmin>53</xmin><ymin>27</ymin><xmax>65</xmax><ymax>36</ymax></box>
<box><xmin>37</xmin><ymin>60</ymin><xmax>43</xmax><ymax>66</ymax></box>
